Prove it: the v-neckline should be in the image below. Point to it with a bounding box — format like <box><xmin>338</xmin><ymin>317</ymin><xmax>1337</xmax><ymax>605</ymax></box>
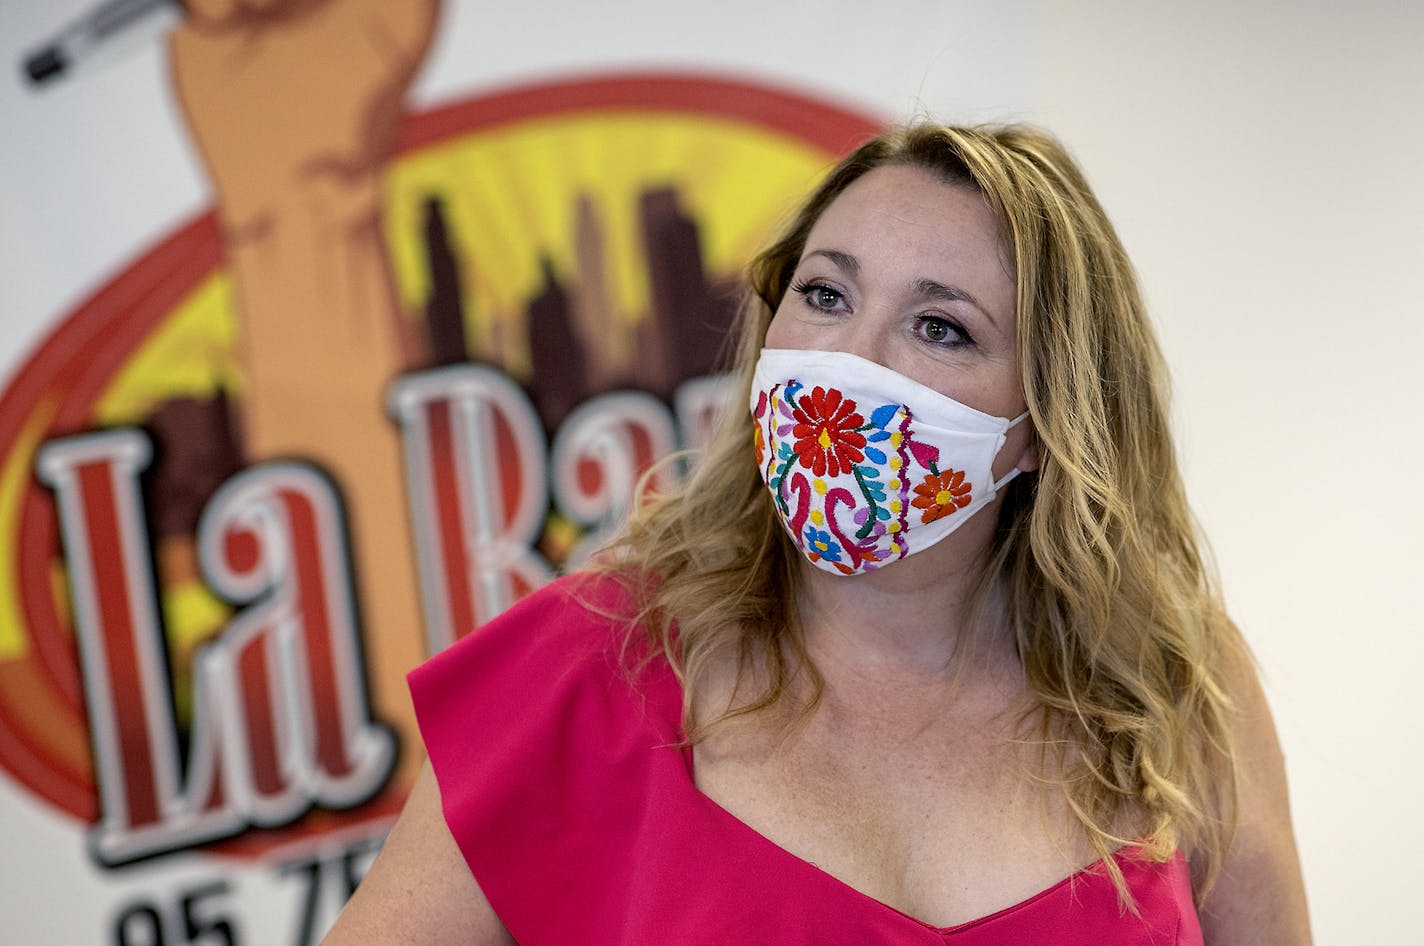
<box><xmin>672</xmin><ymin>710</ymin><xmax>1133</xmax><ymax>938</ymax></box>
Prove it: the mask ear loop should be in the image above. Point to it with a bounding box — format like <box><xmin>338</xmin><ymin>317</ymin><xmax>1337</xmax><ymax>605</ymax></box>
<box><xmin>991</xmin><ymin>410</ymin><xmax>1033</xmax><ymax>493</ymax></box>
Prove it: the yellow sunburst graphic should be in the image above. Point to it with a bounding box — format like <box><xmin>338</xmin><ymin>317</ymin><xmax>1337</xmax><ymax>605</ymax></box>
<box><xmin>383</xmin><ymin>113</ymin><xmax>834</xmax><ymax>378</ymax></box>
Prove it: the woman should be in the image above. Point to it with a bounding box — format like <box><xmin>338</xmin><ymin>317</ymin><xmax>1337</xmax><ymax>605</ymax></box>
<box><xmin>325</xmin><ymin>124</ymin><xmax>1311</xmax><ymax>943</ymax></box>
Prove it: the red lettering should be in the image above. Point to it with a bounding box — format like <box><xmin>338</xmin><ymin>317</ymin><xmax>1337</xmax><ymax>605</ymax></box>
<box><xmin>390</xmin><ymin>366</ymin><xmax>554</xmax><ymax>653</ymax></box>
<box><xmin>37</xmin><ymin>433</ymin><xmax>185</xmax><ymax>863</ymax></box>
<box><xmin>37</xmin><ymin>432</ymin><xmax>393</xmax><ymax>865</ymax></box>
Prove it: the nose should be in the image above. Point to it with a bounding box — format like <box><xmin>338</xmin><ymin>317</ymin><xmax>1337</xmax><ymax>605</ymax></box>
<box><xmin>835</xmin><ymin>309</ymin><xmax>892</xmax><ymax>369</ymax></box>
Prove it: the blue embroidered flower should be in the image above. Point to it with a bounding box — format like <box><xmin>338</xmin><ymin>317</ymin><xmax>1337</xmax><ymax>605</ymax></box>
<box><xmin>802</xmin><ymin>526</ymin><xmax>843</xmax><ymax>563</ymax></box>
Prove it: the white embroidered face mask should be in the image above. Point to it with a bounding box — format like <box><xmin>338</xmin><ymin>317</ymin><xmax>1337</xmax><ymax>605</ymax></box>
<box><xmin>750</xmin><ymin>348</ymin><xmax>1029</xmax><ymax>576</ymax></box>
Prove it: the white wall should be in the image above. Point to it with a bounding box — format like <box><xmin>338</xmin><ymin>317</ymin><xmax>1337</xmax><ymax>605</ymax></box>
<box><xmin>1035</xmin><ymin>3</ymin><xmax>1424</xmax><ymax>942</ymax></box>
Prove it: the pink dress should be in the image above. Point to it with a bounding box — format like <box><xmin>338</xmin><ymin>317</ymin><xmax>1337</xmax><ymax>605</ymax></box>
<box><xmin>409</xmin><ymin>574</ymin><xmax>1203</xmax><ymax>944</ymax></box>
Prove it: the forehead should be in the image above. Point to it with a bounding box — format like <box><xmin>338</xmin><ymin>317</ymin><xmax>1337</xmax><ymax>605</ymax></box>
<box><xmin>799</xmin><ymin>164</ymin><xmax>1015</xmax><ymax>327</ymax></box>
<box><xmin>804</xmin><ymin>164</ymin><xmax>1007</xmax><ymax>264</ymax></box>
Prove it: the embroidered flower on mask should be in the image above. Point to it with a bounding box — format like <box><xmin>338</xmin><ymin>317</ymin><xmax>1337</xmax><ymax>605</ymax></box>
<box><xmin>911</xmin><ymin>469</ymin><xmax>972</xmax><ymax>522</ymax></box>
<box><xmin>790</xmin><ymin>386</ymin><xmax>866</xmax><ymax>478</ymax></box>
<box><xmin>801</xmin><ymin>526</ymin><xmax>844</xmax><ymax>563</ymax></box>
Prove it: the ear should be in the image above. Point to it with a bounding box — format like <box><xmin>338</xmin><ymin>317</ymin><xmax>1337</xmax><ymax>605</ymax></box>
<box><xmin>1011</xmin><ymin>423</ymin><xmax>1042</xmax><ymax>474</ymax></box>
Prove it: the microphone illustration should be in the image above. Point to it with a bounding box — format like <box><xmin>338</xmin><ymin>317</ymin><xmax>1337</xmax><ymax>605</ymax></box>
<box><xmin>23</xmin><ymin>0</ymin><xmax>179</xmax><ymax>86</ymax></box>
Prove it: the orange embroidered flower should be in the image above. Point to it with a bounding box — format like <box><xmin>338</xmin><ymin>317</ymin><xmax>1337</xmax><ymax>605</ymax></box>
<box><xmin>911</xmin><ymin>469</ymin><xmax>972</xmax><ymax>522</ymax></box>
<box><xmin>753</xmin><ymin>423</ymin><xmax>766</xmax><ymax>467</ymax></box>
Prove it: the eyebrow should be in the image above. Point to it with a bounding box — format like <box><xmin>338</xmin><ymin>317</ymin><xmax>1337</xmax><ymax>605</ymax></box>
<box><xmin>910</xmin><ymin>278</ymin><xmax>996</xmax><ymax>328</ymax></box>
<box><xmin>801</xmin><ymin>248</ymin><xmax>1000</xmax><ymax>329</ymax></box>
<box><xmin>804</xmin><ymin>248</ymin><xmax>860</xmax><ymax>276</ymax></box>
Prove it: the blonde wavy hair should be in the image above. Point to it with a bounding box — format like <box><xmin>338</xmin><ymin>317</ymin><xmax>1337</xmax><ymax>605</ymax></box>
<box><xmin>601</xmin><ymin>123</ymin><xmax>1244</xmax><ymax>900</ymax></box>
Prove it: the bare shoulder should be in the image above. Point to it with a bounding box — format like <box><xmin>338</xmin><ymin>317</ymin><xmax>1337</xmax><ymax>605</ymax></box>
<box><xmin>322</xmin><ymin>763</ymin><xmax>515</xmax><ymax>945</ymax></box>
<box><xmin>1197</xmin><ymin>638</ymin><xmax>1313</xmax><ymax>945</ymax></box>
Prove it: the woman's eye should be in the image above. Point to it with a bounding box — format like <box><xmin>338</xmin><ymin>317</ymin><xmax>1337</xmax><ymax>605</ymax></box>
<box><xmin>916</xmin><ymin>315</ymin><xmax>970</xmax><ymax>346</ymax></box>
<box><xmin>791</xmin><ymin>280</ymin><xmax>844</xmax><ymax>311</ymax></box>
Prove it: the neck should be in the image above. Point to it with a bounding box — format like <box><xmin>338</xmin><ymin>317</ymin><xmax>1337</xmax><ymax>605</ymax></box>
<box><xmin>791</xmin><ymin>524</ymin><xmax>1019</xmax><ymax>690</ymax></box>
